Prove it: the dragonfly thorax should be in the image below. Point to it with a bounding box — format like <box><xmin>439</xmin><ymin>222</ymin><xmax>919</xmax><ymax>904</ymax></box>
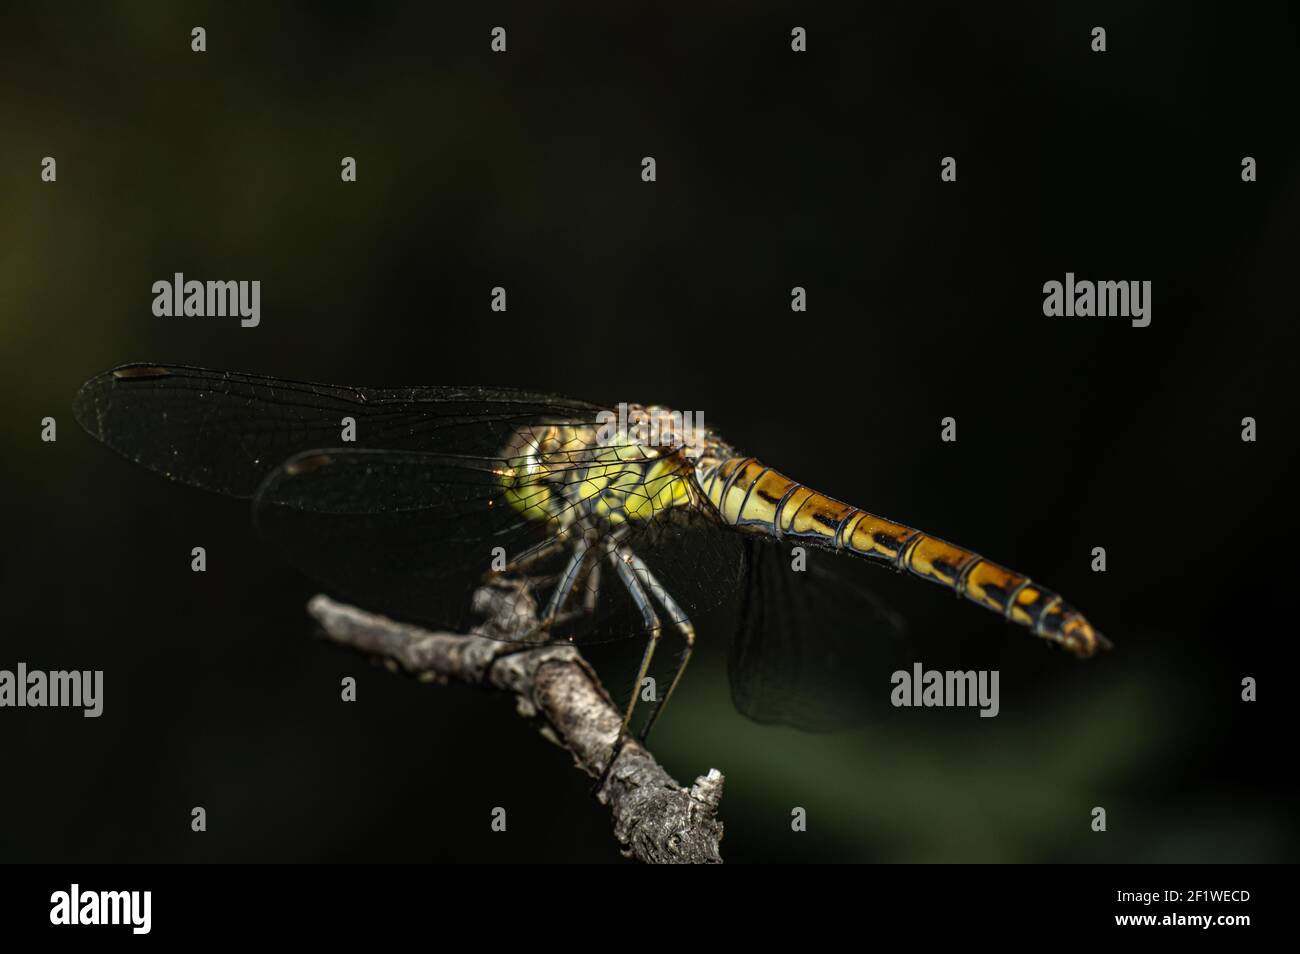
<box><xmin>601</xmin><ymin>402</ymin><xmax>740</xmax><ymax>476</ymax></box>
<box><xmin>497</xmin><ymin>404</ymin><xmax>739</xmax><ymax>529</ymax></box>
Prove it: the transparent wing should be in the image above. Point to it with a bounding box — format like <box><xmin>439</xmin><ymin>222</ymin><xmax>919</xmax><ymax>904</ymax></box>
<box><xmin>75</xmin><ymin>364</ymin><xmax>748</xmax><ymax>647</ymax></box>
<box><xmin>253</xmin><ymin>447</ymin><xmax>747</xmax><ymax>645</ymax></box>
<box><xmin>728</xmin><ymin>538</ymin><xmax>913</xmax><ymax>731</ymax></box>
<box><xmin>73</xmin><ymin>363</ymin><xmax>605</xmax><ymax>498</ymax></box>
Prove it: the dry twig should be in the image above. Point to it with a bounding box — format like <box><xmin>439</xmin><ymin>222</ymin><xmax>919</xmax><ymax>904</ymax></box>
<box><xmin>306</xmin><ymin>581</ymin><xmax>724</xmax><ymax>863</ymax></box>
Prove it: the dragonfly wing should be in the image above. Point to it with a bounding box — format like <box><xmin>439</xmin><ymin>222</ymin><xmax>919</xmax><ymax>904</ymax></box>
<box><xmin>73</xmin><ymin>363</ymin><xmax>605</xmax><ymax>498</ymax></box>
<box><xmin>253</xmin><ymin>448</ymin><xmax>555</xmax><ymax>638</ymax></box>
<box><xmin>253</xmin><ymin>448</ymin><xmax>745</xmax><ymax>645</ymax></box>
<box><xmin>728</xmin><ymin>538</ymin><xmax>913</xmax><ymax>731</ymax></box>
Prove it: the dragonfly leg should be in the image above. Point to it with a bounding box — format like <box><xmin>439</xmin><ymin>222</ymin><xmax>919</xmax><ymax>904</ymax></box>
<box><xmin>619</xmin><ymin>548</ymin><xmax>696</xmax><ymax>742</ymax></box>
<box><xmin>579</xmin><ymin>559</ymin><xmax>602</xmax><ymax>614</ymax></box>
<box><xmin>539</xmin><ymin>533</ymin><xmax>592</xmax><ymax>627</ymax></box>
<box><xmin>485</xmin><ymin>533</ymin><xmax>567</xmax><ymax>580</ymax></box>
<box><xmin>605</xmin><ymin>540</ymin><xmax>663</xmax><ymax>742</ymax></box>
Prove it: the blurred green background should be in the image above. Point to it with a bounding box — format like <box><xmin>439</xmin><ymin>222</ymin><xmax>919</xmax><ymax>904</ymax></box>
<box><xmin>1</xmin><ymin>2</ymin><xmax>1296</xmax><ymax>862</ymax></box>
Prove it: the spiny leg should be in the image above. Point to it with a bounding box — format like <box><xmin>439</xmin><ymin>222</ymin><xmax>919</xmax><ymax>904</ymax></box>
<box><xmin>580</xmin><ymin>559</ymin><xmax>602</xmax><ymax>614</ymax></box>
<box><xmin>479</xmin><ymin>534</ymin><xmax>569</xmax><ymax>620</ymax></box>
<box><xmin>474</xmin><ymin>532</ymin><xmax>576</xmax><ymax>641</ymax></box>
<box><xmin>619</xmin><ymin>545</ymin><xmax>696</xmax><ymax>742</ymax></box>
<box><xmin>605</xmin><ymin>539</ymin><xmax>662</xmax><ymax>743</ymax></box>
<box><xmin>484</xmin><ymin>532</ymin><xmax>568</xmax><ymax>580</ymax></box>
<box><xmin>485</xmin><ymin>533</ymin><xmax>593</xmax><ymax>649</ymax></box>
<box><xmin>535</xmin><ymin>533</ymin><xmax>592</xmax><ymax>633</ymax></box>
<box><xmin>577</xmin><ymin>523</ymin><xmax>635</xmax><ymax>617</ymax></box>
<box><xmin>505</xmin><ymin>522</ymin><xmax>618</xmax><ymax>643</ymax></box>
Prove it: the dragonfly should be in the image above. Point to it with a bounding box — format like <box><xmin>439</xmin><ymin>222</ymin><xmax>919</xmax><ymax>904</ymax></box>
<box><xmin>74</xmin><ymin>364</ymin><xmax>1110</xmax><ymax>741</ymax></box>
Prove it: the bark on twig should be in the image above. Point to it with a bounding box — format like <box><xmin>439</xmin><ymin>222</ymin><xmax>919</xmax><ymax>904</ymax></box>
<box><xmin>305</xmin><ymin>581</ymin><xmax>724</xmax><ymax>863</ymax></box>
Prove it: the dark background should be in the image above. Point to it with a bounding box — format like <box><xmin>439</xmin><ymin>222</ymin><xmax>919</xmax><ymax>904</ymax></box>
<box><xmin>1</xmin><ymin>2</ymin><xmax>1296</xmax><ymax>862</ymax></box>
